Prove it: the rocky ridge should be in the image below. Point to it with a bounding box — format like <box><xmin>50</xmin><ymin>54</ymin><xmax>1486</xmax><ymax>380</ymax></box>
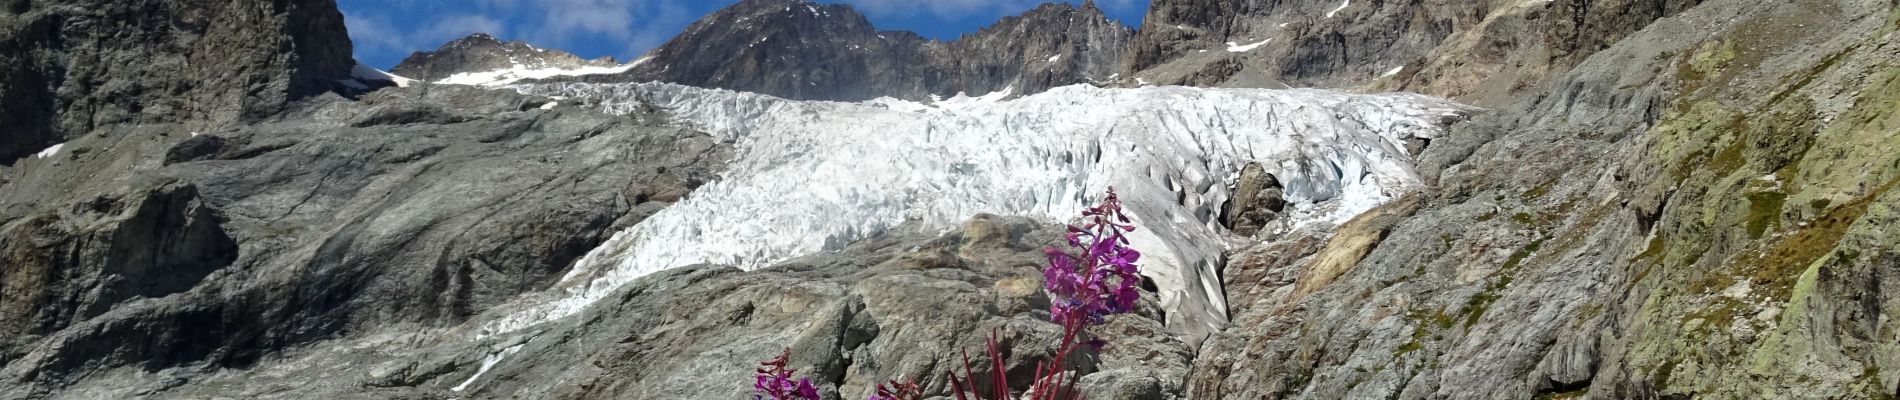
<box><xmin>580</xmin><ymin>0</ymin><xmax>1133</xmax><ymax>101</ymax></box>
<box><xmin>390</xmin><ymin>33</ymin><xmax>620</xmax><ymax>82</ymax></box>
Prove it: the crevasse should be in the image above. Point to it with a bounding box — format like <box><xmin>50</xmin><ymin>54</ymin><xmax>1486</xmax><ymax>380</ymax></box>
<box><xmin>480</xmin><ymin>82</ymin><xmax>1470</xmax><ymax>341</ymax></box>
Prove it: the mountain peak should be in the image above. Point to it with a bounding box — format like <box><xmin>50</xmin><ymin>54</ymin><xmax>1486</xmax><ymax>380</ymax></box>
<box><xmin>590</xmin><ymin>0</ymin><xmax>1131</xmax><ymax>101</ymax></box>
<box><xmin>391</xmin><ymin>34</ymin><xmax>617</xmax><ymax>81</ymax></box>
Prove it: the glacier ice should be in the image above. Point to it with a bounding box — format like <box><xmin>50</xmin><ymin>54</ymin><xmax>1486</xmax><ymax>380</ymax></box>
<box><xmin>478</xmin><ymin>82</ymin><xmax>1470</xmax><ymax>342</ymax></box>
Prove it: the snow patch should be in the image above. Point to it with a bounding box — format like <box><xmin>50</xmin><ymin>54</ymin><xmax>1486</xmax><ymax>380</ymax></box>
<box><xmin>350</xmin><ymin>63</ymin><xmax>416</xmax><ymax>88</ymax></box>
<box><xmin>1327</xmin><ymin>0</ymin><xmax>1351</xmax><ymax>18</ymax></box>
<box><xmin>450</xmin><ymin>344</ymin><xmax>524</xmax><ymax>392</ymax></box>
<box><xmin>1227</xmin><ymin>39</ymin><xmax>1271</xmax><ymax>52</ymax></box>
<box><xmin>933</xmin><ymin>86</ymin><xmax>1014</xmax><ymax>109</ymax></box>
<box><xmin>480</xmin><ymin>82</ymin><xmax>1472</xmax><ymax>342</ymax></box>
<box><xmin>438</xmin><ymin>63</ymin><xmax>637</xmax><ymax>87</ymax></box>
<box><xmin>33</xmin><ymin>143</ymin><xmax>64</xmax><ymax>159</ymax></box>
<box><xmin>1047</xmin><ymin>54</ymin><xmax>1062</xmax><ymax>63</ymax></box>
<box><xmin>1382</xmin><ymin>66</ymin><xmax>1405</xmax><ymax>77</ymax></box>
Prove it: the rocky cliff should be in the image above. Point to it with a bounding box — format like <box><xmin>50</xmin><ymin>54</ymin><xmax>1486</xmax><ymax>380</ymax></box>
<box><xmin>1185</xmin><ymin>0</ymin><xmax>1900</xmax><ymax>398</ymax></box>
<box><xmin>390</xmin><ymin>33</ymin><xmax>619</xmax><ymax>82</ymax></box>
<box><xmin>0</xmin><ymin>0</ymin><xmax>355</xmax><ymax>165</ymax></box>
<box><xmin>584</xmin><ymin>0</ymin><xmax>1132</xmax><ymax>101</ymax></box>
<box><xmin>1120</xmin><ymin>0</ymin><xmax>1704</xmax><ymax>106</ymax></box>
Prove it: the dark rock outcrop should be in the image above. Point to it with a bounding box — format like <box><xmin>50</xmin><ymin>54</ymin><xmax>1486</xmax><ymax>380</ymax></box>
<box><xmin>590</xmin><ymin>0</ymin><xmax>1132</xmax><ymax>101</ymax></box>
<box><xmin>0</xmin><ymin>0</ymin><xmax>355</xmax><ymax>165</ymax></box>
<box><xmin>1221</xmin><ymin>163</ymin><xmax>1285</xmax><ymax>237</ymax></box>
<box><xmin>391</xmin><ymin>33</ymin><xmax>619</xmax><ymax>81</ymax></box>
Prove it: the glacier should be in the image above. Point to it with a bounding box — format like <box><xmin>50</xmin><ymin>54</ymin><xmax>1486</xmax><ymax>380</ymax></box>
<box><xmin>477</xmin><ymin>82</ymin><xmax>1471</xmax><ymax>342</ymax></box>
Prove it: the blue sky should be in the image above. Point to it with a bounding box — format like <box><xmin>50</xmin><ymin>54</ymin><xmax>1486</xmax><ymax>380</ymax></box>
<box><xmin>342</xmin><ymin>0</ymin><xmax>1150</xmax><ymax>69</ymax></box>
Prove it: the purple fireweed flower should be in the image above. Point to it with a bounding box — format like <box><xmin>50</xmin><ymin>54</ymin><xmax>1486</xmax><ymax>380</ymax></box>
<box><xmin>867</xmin><ymin>378</ymin><xmax>923</xmax><ymax>400</ymax></box>
<box><xmin>755</xmin><ymin>350</ymin><xmax>821</xmax><ymax>400</ymax></box>
<box><xmin>1043</xmin><ymin>188</ymin><xmax>1143</xmax><ymax>328</ymax></box>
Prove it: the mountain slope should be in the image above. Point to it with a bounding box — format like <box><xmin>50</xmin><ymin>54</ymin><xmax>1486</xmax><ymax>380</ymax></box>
<box><xmin>1185</xmin><ymin>0</ymin><xmax>1900</xmax><ymax>398</ymax></box>
<box><xmin>1120</xmin><ymin>0</ymin><xmax>1703</xmax><ymax>106</ymax></box>
<box><xmin>5</xmin><ymin>0</ymin><xmax>1900</xmax><ymax>399</ymax></box>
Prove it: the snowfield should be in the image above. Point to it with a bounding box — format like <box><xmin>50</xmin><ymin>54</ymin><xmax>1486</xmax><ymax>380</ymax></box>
<box><xmin>481</xmin><ymin>82</ymin><xmax>1471</xmax><ymax>341</ymax></box>
<box><xmin>435</xmin><ymin>57</ymin><xmax>649</xmax><ymax>87</ymax></box>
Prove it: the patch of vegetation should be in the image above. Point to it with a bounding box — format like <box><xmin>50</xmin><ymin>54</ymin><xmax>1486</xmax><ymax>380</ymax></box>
<box><xmin>1708</xmin><ymin>139</ymin><xmax>1748</xmax><ymax>175</ymax></box>
<box><xmin>1522</xmin><ymin>180</ymin><xmax>1557</xmax><ymax>200</ymax></box>
<box><xmin>1654</xmin><ymin>359</ymin><xmax>1681</xmax><ymax>391</ymax></box>
<box><xmin>1635</xmin><ymin>235</ymin><xmax>1667</xmax><ymax>262</ymax></box>
<box><xmin>1510</xmin><ymin>212</ymin><xmax>1538</xmax><ymax>226</ymax></box>
<box><xmin>1727</xmin><ymin>177</ymin><xmax>1894</xmax><ymax>300</ymax></box>
<box><xmin>1397</xmin><ymin>308</ymin><xmax>1453</xmax><ymax>358</ymax></box>
<box><xmin>1743</xmin><ymin>190</ymin><xmax>1787</xmax><ymax>239</ymax></box>
<box><xmin>1533</xmin><ymin>387</ymin><xmax>1590</xmax><ymax>400</ymax></box>
<box><xmin>1680</xmin><ymin>296</ymin><xmax>1746</xmax><ymax>337</ymax></box>
<box><xmin>1859</xmin><ymin>365</ymin><xmax>1897</xmax><ymax>400</ymax></box>
<box><xmin>1462</xmin><ymin>237</ymin><xmax>1544</xmax><ymax>328</ymax></box>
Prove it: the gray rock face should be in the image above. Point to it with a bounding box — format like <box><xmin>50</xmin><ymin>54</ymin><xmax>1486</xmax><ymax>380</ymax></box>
<box><xmin>0</xmin><ymin>0</ymin><xmax>355</xmax><ymax>165</ymax></box>
<box><xmin>1121</xmin><ymin>0</ymin><xmax>1701</xmax><ymax>106</ymax></box>
<box><xmin>0</xmin><ymin>85</ymin><xmax>731</xmax><ymax>397</ymax></box>
<box><xmin>25</xmin><ymin>215</ymin><xmax>1191</xmax><ymax>400</ymax></box>
<box><xmin>391</xmin><ymin>33</ymin><xmax>619</xmax><ymax>81</ymax></box>
<box><xmin>589</xmin><ymin>0</ymin><xmax>1132</xmax><ymax>101</ymax></box>
<box><xmin>1185</xmin><ymin>0</ymin><xmax>1900</xmax><ymax>399</ymax></box>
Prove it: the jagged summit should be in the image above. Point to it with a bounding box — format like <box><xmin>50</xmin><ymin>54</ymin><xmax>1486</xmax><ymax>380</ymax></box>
<box><xmin>552</xmin><ymin>0</ymin><xmax>1135</xmax><ymax>101</ymax></box>
<box><xmin>390</xmin><ymin>33</ymin><xmax>619</xmax><ymax>82</ymax></box>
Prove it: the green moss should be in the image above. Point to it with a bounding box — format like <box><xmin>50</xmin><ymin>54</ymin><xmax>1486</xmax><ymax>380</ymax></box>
<box><xmin>1708</xmin><ymin>139</ymin><xmax>1748</xmax><ymax>175</ymax></box>
<box><xmin>1394</xmin><ymin>340</ymin><xmax>1422</xmax><ymax>357</ymax></box>
<box><xmin>1681</xmin><ymin>296</ymin><xmax>1745</xmax><ymax>335</ymax></box>
<box><xmin>1766</xmin><ymin>43</ymin><xmax>1857</xmax><ymax>106</ymax></box>
<box><xmin>1744</xmin><ymin>190</ymin><xmax>1787</xmax><ymax>238</ymax></box>
<box><xmin>1808</xmin><ymin>198</ymin><xmax>1833</xmax><ymax>212</ymax></box>
<box><xmin>1397</xmin><ymin>308</ymin><xmax>1453</xmax><ymax>358</ymax></box>
<box><xmin>1462</xmin><ymin>237</ymin><xmax>1547</xmax><ymax>328</ymax></box>
<box><xmin>1503</xmin><ymin>238</ymin><xmax>1546</xmax><ymax>270</ymax></box>
<box><xmin>1861</xmin><ymin>365</ymin><xmax>1896</xmax><ymax>400</ymax></box>
<box><xmin>1533</xmin><ymin>387</ymin><xmax>1590</xmax><ymax>400</ymax></box>
<box><xmin>1523</xmin><ymin>180</ymin><xmax>1557</xmax><ymax>199</ymax></box>
<box><xmin>1635</xmin><ymin>235</ymin><xmax>1667</xmax><ymax>261</ymax></box>
<box><xmin>1511</xmin><ymin>212</ymin><xmax>1538</xmax><ymax>226</ymax></box>
<box><xmin>1729</xmin><ymin>178</ymin><xmax>1893</xmax><ymax>300</ymax></box>
<box><xmin>1655</xmin><ymin>359</ymin><xmax>1682</xmax><ymax>390</ymax></box>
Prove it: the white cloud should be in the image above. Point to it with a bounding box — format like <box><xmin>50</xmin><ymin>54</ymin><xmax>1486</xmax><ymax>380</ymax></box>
<box><xmin>420</xmin><ymin>14</ymin><xmax>509</xmax><ymax>45</ymax></box>
<box><xmin>525</xmin><ymin>0</ymin><xmax>641</xmax><ymax>44</ymax></box>
<box><xmin>342</xmin><ymin>11</ymin><xmax>409</xmax><ymax>52</ymax></box>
